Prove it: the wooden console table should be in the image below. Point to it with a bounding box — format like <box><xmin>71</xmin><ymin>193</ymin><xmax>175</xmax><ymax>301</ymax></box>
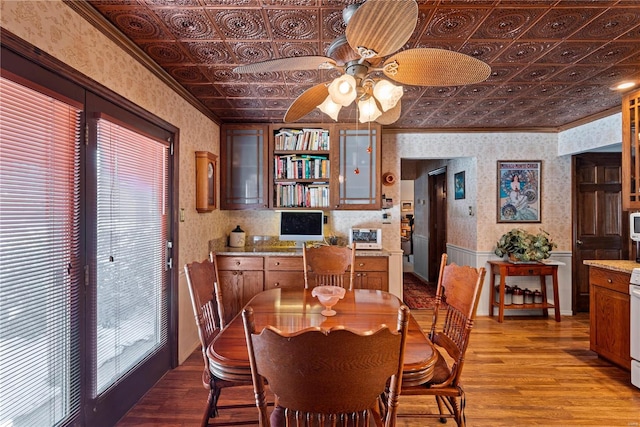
<box><xmin>487</xmin><ymin>260</ymin><xmax>561</xmax><ymax>323</ymax></box>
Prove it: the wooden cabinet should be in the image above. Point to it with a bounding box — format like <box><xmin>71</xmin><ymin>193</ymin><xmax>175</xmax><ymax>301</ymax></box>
<box><xmin>353</xmin><ymin>257</ymin><xmax>388</xmax><ymax>291</ymax></box>
<box><xmin>220</xmin><ymin>124</ymin><xmax>269</xmax><ymax>210</ymax></box>
<box><xmin>589</xmin><ymin>266</ymin><xmax>631</xmax><ymax>370</ymax></box>
<box><xmin>216</xmin><ymin>256</ymin><xmax>264</xmax><ymax>322</ymax></box>
<box><xmin>264</xmin><ymin>256</ymin><xmax>304</xmax><ymax>289</ymax></box>
<box><xmin>222</xmin><ymin>123</ymin><xmax>380</xmax><ymax>210</ymax></box>
<box><xmin>218</xmin><ymin>254</ymin><xmax>388</xmax><ymax>293</ymax></box>
<box><xmin>622</xmin><ymin>88</ymin><xmax>640</xmax><ymax>211</ymax></box>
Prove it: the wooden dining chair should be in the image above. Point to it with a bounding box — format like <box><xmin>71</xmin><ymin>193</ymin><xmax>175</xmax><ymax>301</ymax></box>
<box><xmin>399</xmin><ymin>253</ymin><xmax>485</xmax><ymax>427</ymax></box>
<box><xmin>208</xmin><ymin>251</ymin><xmax>242</xmax><ymax>329</ymax></box>
<box><xmin>302</xmin><ymin>243</ymin><xmax>356</xmax><ymax>290</ymax></box>
<box><xmin>184</xmin><ymin>258</ymin><xmax>255</xmax><ymax>427</ymax></box>
<box><xmin>242</xmin><ymin>304</ymin><xmax>410</xmax><ymax>427</ymax></box>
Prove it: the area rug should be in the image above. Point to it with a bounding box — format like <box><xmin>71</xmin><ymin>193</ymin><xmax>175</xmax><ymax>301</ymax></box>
<box><xmin>403</xmin><ymin>272</ymin><xmax>439</xmax><ymax>310</ymax></box>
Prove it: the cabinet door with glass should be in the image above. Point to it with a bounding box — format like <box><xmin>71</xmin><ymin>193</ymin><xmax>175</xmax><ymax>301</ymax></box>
<box><xmin>221</xmin><ymin>124</ymin><xmax>269</xmax><ymax>209</ymax></box>
<box><xmin>334</xmin><ymin>124</ymin><xmax>381</xmax><ymax>210</ymax></box>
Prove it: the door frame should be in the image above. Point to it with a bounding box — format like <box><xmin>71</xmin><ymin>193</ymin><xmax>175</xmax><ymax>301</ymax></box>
<box><xmin>428</xmin><ymin>167</ymin><xmax>447</xmax><ymax>282</ymax></box>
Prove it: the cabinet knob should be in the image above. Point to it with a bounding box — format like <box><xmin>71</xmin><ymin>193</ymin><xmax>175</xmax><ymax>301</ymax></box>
<box><xmin>233</xmin><ymin>271</ymin><xmax>238</xmax><ymax>276</ymax></box>
<box><xmin>239</xmin><ymin>271</ymin><xmax>243</xmax><ymax>275</ymax></box>
<box><xmin>235</xmin><ymin>261</ymin><xmax>241</xmax><ymax>266</ymax></box>
<box><xmin>274</xmin><ymin>282</ymin><xmax>280</xmax><ymax>287</ymax></box>
<box><xmin>607</xmin><ymin>278</ymin><xmax>612</xmax><ymax>283</ymax></box>
<box><xmin>357</xmin><ymin>273</ymin><xmax>362</xmax><ymax>277</ymax></box>
<box><xmin>359</xmin><ymin>263</ymin><xmax>365</xmax><ymax>267</ymax></box>
<box><xmin>275</xmin><ymin>262</ymin><xmax>280</xmax><ymax>266</ymax></box>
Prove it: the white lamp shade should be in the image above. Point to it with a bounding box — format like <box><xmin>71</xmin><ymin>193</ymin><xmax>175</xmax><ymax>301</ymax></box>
<box><xmin>373</xmin><ymin>79</ymin><xmax>403</xmax><ymax>112</ymax></box>
<box><xmin>358</xmin><ymin>96</ymin><xmax>382</xmax><ymax>123</ymax></box>
<box><xmin>328</xmin><ymin>74</ymin><xmax>357</xmax><ymax>106</ymax></box>
<box><xmin>317</xmin><ymin>95</ymin><xmax>342</xmax><ymax>121</ymax></box>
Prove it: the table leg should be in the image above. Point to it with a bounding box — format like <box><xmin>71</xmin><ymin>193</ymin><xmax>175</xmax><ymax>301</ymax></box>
<box><xmin>489</xmin><ymin>272</ymin><xmax>495</xmax><ymax>317</ymax></box>
<box><xmin>498</xmin><ymin>270</ymin><xmax>505</xmax><ymax>323</ymax></box>
<box><xmin>540</xmin><ymin>275</ymin><xmax>549</xmax><ymax>318</ymax></box>
<box><xmin>551</xmin><ymin>270</ymin><xmax>561</xmax><ymax>322</ymax></box>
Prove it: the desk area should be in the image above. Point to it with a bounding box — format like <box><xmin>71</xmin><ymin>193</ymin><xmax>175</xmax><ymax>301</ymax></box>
<box><xmin>207</xmin><ymin>288</ymin><xmax>437</xmax><ymax>387</ymax></box>
<box><xmin>488</xmin><ymin>260</ymin><xmax>561</xmax><ymax>323</ymax></box>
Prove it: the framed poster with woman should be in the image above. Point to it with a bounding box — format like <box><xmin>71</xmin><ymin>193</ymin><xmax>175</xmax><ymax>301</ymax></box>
<box><xmin>497</xmin><ymin>161</ymin><xmax>541</xmax><ymax>223</ymax></box>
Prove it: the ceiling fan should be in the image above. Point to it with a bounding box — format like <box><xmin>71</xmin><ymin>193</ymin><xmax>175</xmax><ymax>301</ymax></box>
<box><xmin>233</xmin><ymin>0</ymin><xmax>491</xmax><ymax>125</ymax></box>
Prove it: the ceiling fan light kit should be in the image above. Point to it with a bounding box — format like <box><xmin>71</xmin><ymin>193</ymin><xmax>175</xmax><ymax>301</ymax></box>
<box><xmin>234</xmin><ymin>0</ymin><xmax>491</xmax><ymax>125</ymax></box>
<box><xmin>317</xmin><ymin>96</ymin><xmax>342</xmax><ymax>121</ymax></box>
<box><xmin>372</xmin><ymin>80</ymin><xmax>403</xmax><ymax>112</ymax></box>
<box><xmin>358</xmin><ymin>95</ymin><xmax>382</xmax><ymax>123</ymax></box>
<box><xmin>328</xmin><ymin>74</ymin><xmax>357</xmax><ymax>106</ymax></box>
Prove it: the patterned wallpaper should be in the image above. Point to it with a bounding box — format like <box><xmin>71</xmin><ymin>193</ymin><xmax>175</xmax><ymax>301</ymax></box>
<box><xmin>558</xmin><ymin>113</ymin><xmax>622</xmax><ymax>156</ymax></box>
<box><xmin>384</xmin><ymin>132</ymin><xmax>573</xmax><ymax>252</ymax></box>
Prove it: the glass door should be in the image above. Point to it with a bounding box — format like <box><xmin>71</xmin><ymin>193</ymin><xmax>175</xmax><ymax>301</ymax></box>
<box><xmin>85</xmin><ymin>94</ymin><xmax>173</xmax><ymax>427</ymax></box>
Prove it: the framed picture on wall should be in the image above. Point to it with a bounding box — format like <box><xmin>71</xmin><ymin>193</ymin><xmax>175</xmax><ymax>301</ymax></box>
<box><xmin>454</xmin><ymin>171</ymin><xmax>465</xmax><ymax>200</ymax></box>
<box><xmin>497</xmin><ymin>160</ymin><xmax>541</xmax><ymax>223</ymax></box>
<box><xmin>401</xmin><ymin>200</ymin><xmax>413</xmax><ymax>212</ymax></box>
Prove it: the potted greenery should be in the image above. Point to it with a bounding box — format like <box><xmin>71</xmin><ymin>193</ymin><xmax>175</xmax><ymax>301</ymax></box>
<box><xmin>494</xmin><ymin>228</ymin><xmax>556</xmax><ymax>262</ymax></box>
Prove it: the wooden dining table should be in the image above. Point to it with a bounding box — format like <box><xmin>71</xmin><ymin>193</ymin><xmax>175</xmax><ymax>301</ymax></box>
<box><xmin>206</xmin><ymin>288</ymin><xmax>437</xmax><ymax>387</ymax></box>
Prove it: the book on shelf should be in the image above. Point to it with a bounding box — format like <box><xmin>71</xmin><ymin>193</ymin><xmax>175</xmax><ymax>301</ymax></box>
<box><xmin>274</xmin><ymin>155</ymin><xmax>330</xmax><ymax>179</ymax></box>
<box><xmin>274</xmin><ymin>128</ymin><xmax>330</xmax><ymax>151</ymax></box>
<box><xmin>274</xmin><ymin>182</ymin><xmax>329</xmax><ymax>208</ymax></box>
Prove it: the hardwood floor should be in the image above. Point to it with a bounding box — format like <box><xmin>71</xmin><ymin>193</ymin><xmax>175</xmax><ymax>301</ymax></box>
<box><xmin>117</xmin><ymin>312</ymin><xmax>640</xmax><ymax>426</ymax></box>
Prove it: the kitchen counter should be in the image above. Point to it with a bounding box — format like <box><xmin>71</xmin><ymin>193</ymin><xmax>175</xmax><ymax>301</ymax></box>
<box><xmin>216</xmin><ymin>246</ymin><xmax>389</xmax><ymax>257</ymax></box>
<box><xmin>583</xmin><ymin>259</ymin><xmax>640</xmax><ymax>274</ymax></box>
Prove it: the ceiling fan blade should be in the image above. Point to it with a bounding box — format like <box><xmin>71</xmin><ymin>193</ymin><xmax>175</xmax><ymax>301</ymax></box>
<box><xmin>376</xmin><ymin>100</ymin><xmax>401</xmax><ymax>125</ymax></box>
<box><xmin>383</xmin><ymin>48</ymin><xmax>491</xmax><ymax>86</ymax></box>
<box><xmin>284</xmin><ymin>83</ymin><xmax>329</xmax><ymax>123</ymax></box>
<box><xmin>346</xmin><ymin>0</ymin><xmax>418</xmax><ymax>59</ymax></box>
<box><xmin>233</xmin><ymin>56</ymin><xmax>336</xmax><ymax>74</ymax></box>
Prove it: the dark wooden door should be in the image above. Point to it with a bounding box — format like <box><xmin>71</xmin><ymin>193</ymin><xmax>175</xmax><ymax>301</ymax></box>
<box><xmin>573</xmin><ymin>153</ymin><xmax>627</xmax><ymax>313</ymax></box>
<box><xmin>428</xmin><ymin>170</ymin><xmax>447</xmax><ymax>282</ymax></box>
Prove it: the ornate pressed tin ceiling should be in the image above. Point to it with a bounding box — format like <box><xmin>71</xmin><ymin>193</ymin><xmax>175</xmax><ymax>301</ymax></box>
<box><xmin>80</xmin><ymin>0</ymin><xmax>640</xmax><ymax>130</ymax></box>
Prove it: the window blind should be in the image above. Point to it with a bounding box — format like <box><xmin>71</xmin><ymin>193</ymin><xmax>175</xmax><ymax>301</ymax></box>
<box><xmin>93</xmin><ymin>117</ymin><xmax>168</xmax><ymax>395</ymax></box>
<box><xmin>0</xmin><ymin>76</ymin><xmax>82</xmax><ymax>425</ymax></box>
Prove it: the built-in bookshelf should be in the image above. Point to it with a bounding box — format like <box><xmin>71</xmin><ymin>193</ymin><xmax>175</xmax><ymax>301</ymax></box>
<box><xmin>272</xmin><ymin>127</ymin><xmax>331</xmax><ymax>208</ymax></box>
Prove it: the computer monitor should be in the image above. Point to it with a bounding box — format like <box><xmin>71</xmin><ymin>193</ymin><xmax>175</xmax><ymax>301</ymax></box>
<box><xmin>279</xmin><ymin>210</ymin><xmax>324</xmax><ymax>248</ymax></box>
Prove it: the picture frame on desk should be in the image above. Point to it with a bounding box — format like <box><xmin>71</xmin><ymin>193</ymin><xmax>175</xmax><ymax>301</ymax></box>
<box><xmin>497</xmin><ymin>160</ymin><xmax>541</xmax><ymax>223</ymax></box>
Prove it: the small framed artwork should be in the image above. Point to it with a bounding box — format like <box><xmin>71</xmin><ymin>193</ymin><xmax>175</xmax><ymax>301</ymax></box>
<box><xmin>497</xmin><ymin>160</ymin><xmax>541</xmax><ymax>223</ymax></box>
<box><xmin>401</xmin><ymin>200</ymin><xmax>413</xmax><ymax>212</ymax></box>
<box><xmin>454</xmin><ymin>171</ymin><xmax>465</xmax><ymax>200</ymax></box>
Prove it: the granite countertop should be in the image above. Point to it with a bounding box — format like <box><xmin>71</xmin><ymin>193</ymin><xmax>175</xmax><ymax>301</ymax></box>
<box><xmin>216</xmin><ymin>247</ymin><xmax>389</xmax><ymax>257</ymax></box>
<box><xmin>583</xmin><ymin>259</ymin><xmax>640</xmax><ymax>274</ymax></box>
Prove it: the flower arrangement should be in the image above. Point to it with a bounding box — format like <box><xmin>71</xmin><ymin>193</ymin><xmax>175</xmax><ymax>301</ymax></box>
<box><xmin>494</xmin><ymin>228</ymin><xmax>556</xmax><ymax>262</ymax></box>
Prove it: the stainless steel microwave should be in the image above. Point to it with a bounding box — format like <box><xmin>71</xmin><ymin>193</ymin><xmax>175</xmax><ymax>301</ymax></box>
<box><xmin>349</xmin><ymin>228</ymin><xmax>382</xmax><ymax>250</ymax></box>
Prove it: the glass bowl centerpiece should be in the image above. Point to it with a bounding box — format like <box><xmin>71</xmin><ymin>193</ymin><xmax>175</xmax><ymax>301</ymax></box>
<box><xmin>494</xmin><ymin>228</ymin><xmax>556</xmax><ymax>262</ymax></box>
<box><xmin>311</xmin><ymin>286</ymin><xmax>346</xmax><ymax>317</ymax></box>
